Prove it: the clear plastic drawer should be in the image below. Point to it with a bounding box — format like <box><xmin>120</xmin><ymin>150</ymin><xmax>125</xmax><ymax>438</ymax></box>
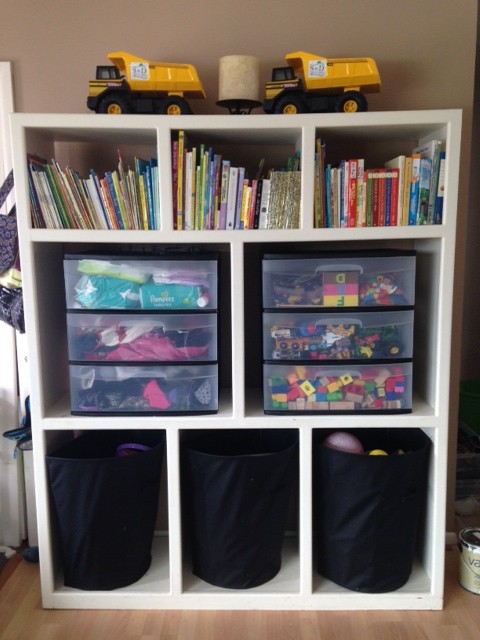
<box><xmin>262</xmin><ymin>250</ymin><xmax>416</xmax><ymax>308</ymax></box>
<box><xmin>70</xmin><ymin>363</ymin><xmax>218</xmax><ymax>414</ymax></box>
<box><xmin>64</xmin><ymin>255</ymin><xmax>218</xmax><ymax>310</ymax></box>
<box><xmin>264</xmin><ymin>362</ymin><xmax>412</xmax><ymax>413</ymax></box>
<box><xmin>263</xmin><ymin>310</ymin><xmax>414</xmax><ymax>361</ymax></box>
<box><xmin>67</xmin><ymin>312</ymin><xmax>217</xmax><ymax>362</ymax></box>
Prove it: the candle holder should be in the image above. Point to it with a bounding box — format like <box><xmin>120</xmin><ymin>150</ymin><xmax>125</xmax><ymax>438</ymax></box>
<box><xmin>216</xmin><ymin>98</ymin><xmax>262</xmax><ymax>115</ymax></box>
<box><xmin>217</xmin><ymin>55</ymin><xmax>261</xmax><ymax>115</ymax></box>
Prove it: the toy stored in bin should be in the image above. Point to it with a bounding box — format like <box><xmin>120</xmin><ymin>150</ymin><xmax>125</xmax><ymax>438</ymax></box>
<box><xmin>46</xmin><ymin>430</ymin><xmax>165</xmax><ymax>590</ymax></box>
<box><xmin>264</xmin><ymin>362</ymin><xmax>412</xmax><ymax>413</ymax></box>
<box><xmin>315</xmin><ymin>428</ymin><xmax>430</xmax><ymax>592</ymax></box>
<box><xmin>262</xmin><ymin>250</ymin><xmax>416</xmax><ymax>309</ymax></box>
<box><xmin>263</xmin><ymin>309</ymin><xmax>413</xmax><ymax>361</ymax></box>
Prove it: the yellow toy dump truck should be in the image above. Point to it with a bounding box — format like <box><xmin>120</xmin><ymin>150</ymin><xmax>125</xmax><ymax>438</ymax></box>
<box><xmin>87</xmin><ymin>52</ymin><xmax>206</xmax><ymax>115</ymax></box>
<box><xmin>263</xmin><ymin>51</ymin><xmax>381</xmax><ymax>114</ymax></box>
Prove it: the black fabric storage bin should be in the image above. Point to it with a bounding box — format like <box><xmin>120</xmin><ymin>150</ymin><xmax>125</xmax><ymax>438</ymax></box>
<box><xmin>181</xmin><ymin>429</ymin><xmax>298</xmax><ymax>589</ymax></box>
<box><xmin>46</xmin><ymin>430</ymin><xmax>165</xmax><ymax>590</ymax></box>
<box><xmin>315</xmin><ymin>428</ymin><xmax>430</xmax><ymax>593</ymax></box>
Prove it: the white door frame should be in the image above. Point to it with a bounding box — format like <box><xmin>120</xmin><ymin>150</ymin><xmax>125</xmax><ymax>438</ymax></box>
<box><xmin>0</xmin><ymin>61</ymin><xmax>26</xmax><ymax>547</ymax></box>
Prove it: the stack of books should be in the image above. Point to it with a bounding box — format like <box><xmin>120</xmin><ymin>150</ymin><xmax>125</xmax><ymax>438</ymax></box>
<box><xmin>172</xmin><ymin>131</ymin><xmax>301</xmax><ymax>231</ymax></box>
<box><xmin>27</xmin><ymin>152</ymin><xmax>160</xmax><ymax>230</ymax></box>
<box><xmin>314</xmin><ymin>138</ymin><xmax>445</xmax><ymax>228</ymax></box>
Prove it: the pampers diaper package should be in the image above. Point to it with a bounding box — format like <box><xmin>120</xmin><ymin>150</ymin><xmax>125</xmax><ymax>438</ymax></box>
<box><xmin>65</xmin><ymin>256</ymin><xmax>217</xmax><ymax>310</ymax></box>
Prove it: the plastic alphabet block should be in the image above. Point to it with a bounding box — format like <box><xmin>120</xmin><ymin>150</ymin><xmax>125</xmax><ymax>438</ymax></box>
<box><xmin>322</xmin><ymin>271</ymin><xmax>359</xmax><ymax>306</ymax></box>
<box><xmin>387</xmin><ymin>399</ymin><xmax>404</xmax><ymax>409</ymax></box>
<box><xmin>364</xmin><ymin>381</ymin><xmax>376</xmax><ymax>394</ymax></box>
<box><xmin>329</xmin><ymin>401</ymin><xmax>356</xmax><ymax>411</ymax></box>
<box><xmin>339</xmin><ymin>373</ymin><xmax>354</xmax><ymax>386</ymax></box>
<box><xmin>361</xmin><ymin>393</ymin><xmax>376</xmax><ymax>407</ymax></box>
<box><xmin>286</xmin><ymin>371</ymin><xmax>299</xmax><ymax>385</ymax></box>
<box><xmin>375</xmin><ymin>369</ymin><xmax>391</xmax><ymax>385</ymax></box>
<box><xmin>327</xmin><ymin>380</ymin><xmax>340</xmax><ymax>393</ymax></box>
<box><xmin>344</xmin><ymin>383</ymin><xmax>364</xmax><ymax>403</ymax></box>
<box><xmin>287</xmin><ymin>386</ymin><xmax>302</xmax><ymax>401</ymax></box>
<box><xmin>300</xmin><ymin>380</ymin><xmax>316</xmax><ymax>396</ymax></box>
<box><xmin>272</xmin><ymin>384</ymin><xmax>289</xmax><ymax>394</ymax></box>
<box><xmin>326</xmin><ymin>390</ymin><xmax>343</xmax><ymax>401</ymax></box>
<box><xmin>296</xmin><ymin>397</ymin><xmax>306</xmax><ymax>410</ymax></box>
<box><xmin>295</xmin><ymin>366</ymin><xmax>308</xmax><ymax>379</ymax></box>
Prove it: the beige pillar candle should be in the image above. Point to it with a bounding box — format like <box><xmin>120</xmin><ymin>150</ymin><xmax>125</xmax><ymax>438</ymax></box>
<box><xmin>218</xmin><ymin>55</ymin><xmax>260</xmax><ymax>102</ymax></box>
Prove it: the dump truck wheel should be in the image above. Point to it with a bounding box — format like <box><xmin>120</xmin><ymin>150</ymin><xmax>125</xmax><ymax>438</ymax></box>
<box><xmin>273</xmin><ymin>95</ymin><xmax>306</xmax><ymax>115</ymax></box>
<box><xmin>161</xmin><ymin>97</ymin><xmax>192</xmax><ymax>116</ymax></box>
<box><xmin>97</xmin><ymin>95</ymin><xmax>131</xmax><ymax>115</ymax></box>
<box><xmin>335</xmin><ymin>92</ymin><xmax>368</xmax><ymax>113</ymax></box>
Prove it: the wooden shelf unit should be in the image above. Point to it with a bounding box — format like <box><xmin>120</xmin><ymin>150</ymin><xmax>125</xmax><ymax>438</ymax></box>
<box><xmin>11</xmin><ymin>110</ymin><xmax>461</xmax><ymax>610</ymax></box>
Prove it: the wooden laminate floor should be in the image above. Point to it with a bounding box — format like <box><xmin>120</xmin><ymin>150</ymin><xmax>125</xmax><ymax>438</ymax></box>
<box><xmin>1</xmin><ymin>518</ymin><xmax>480</xmax><ymax>640</ymax></box>
<box><xmin>1</xmin><ymin>547</ymin><xmax>480</xmax><ymax>640</ymax></box>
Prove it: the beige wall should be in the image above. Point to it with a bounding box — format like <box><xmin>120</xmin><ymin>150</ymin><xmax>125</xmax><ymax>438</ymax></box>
<box><xmin>1</xmin><ymin>0</ymin><xmax>478</xmax><ymax>528</ymax></box>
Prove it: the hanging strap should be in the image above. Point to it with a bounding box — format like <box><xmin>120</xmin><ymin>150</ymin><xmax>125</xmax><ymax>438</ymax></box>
<box><xmin>0</xmin><ymin>169</ymin><xmax>14</xmax><ymax>213</ymax></box>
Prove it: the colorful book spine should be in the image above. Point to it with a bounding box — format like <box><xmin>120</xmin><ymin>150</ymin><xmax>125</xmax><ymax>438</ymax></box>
<box><xmin>387</xmin><ymin>168</ymin><xmax>399</xmax><ymax>226</ymax></box>
<box><xmin>225</xmin><ymin>166</ymin><xmax>239</xmax><ymax>230</ymax></box>
<box><xmin>356</xmin><ymin>158</ymin><xmax>365</xmax><ymax>227</ymax></box>
<box><xmin>402</xmin><ymin>157</ymin><xmax>413</xmax><ymax>226</ymax></box>
<box><xmin>234</xmin><ymin>167</ymin><xmax>245</xmax><ymax>229</ymax></box>
<box><xmin>218</xmin><ymin>159</ymin><xmax>230</xmax><ymax>230</ymax></box>
<box><xmin>384</xmin><ymin>155</ymin><xmax>405</xmax><ymax>226</ymax></box>
<box><xmin>408</xmin><ymin>153</ymin><xmax>421</xmax><ymax>225</ymax></box>
<box><xmin>347</xmin><ymin>159</ymin><xmax>358</xmax><ymax>228</ymax></box>
<box><xmin>433</xmin><ymin>151</ymin><xmax>446</xmax><ymax>224</ymax></box>
<box><xmin>417</xmin><ymin>157</ymin><xmax>432</xmax><ymax>225</ymax></box>
<box><xmin>258</xmin><ymin>178</ymin><xmax>270</xmax><ymax>230</ymax></box>
<box><xmin>176</xmin><ymin>131</ymin><xmax>185</xmax><ymax>230</ymax></box>
<box><xmin>171</xmin><ymin>140</ymin><xmax>178</xmax><ymax>229</ymax></box>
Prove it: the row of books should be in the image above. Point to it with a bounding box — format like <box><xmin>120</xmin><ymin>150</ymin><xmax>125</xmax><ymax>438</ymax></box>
<box><xmin>27</xmin><ymin>152</ymin><xmax>160</xmax><ymax>230</ymax></box>
<box><xmin>172</xmin><ymin>131</ymin><xmax>301</xmax><ymax>231</ymax></box>
<box><xmin>314</xmin><ymin>138</ymin><xmax>446</xmax><ymax>228</ymax></box>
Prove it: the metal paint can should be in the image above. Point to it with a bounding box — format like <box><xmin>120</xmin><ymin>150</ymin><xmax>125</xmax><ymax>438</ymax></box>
<box><xmin>458</xmin><ymin>527</ymin><xmax>480</xmax><ymax>594</ymax></box>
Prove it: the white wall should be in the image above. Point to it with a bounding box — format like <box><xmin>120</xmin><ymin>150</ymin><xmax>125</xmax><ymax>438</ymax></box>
<box><xmin>0</xmin><ymin>0</ymin><xmax>478</xmax><ymax>530</ymax></box>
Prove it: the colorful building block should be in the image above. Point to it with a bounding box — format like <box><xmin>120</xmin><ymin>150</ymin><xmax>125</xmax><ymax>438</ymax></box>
<box><xmin>300</xmin><ymin>380</ymin><xmax>316</xmax><ymax>396</ymax></box>
<box><xmin>323</xmin><ymin>271</ymin><xmax>359</xmax><ymax>306</ymax></box>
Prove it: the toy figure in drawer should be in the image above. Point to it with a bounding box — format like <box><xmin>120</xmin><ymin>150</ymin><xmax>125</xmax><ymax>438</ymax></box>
<box><xmin>271</xmin><ymin>270</ymin><xmax>408</xmax><ymax>307</ymax></box>
<box><xmin>269</xmin><ymin>322</ymin><xmax>404</xmax><ymax>361</ymax></box>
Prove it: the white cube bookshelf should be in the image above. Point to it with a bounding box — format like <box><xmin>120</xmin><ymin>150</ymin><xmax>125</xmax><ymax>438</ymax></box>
<box><xmin>11</xmin><ymin>110</ymin><xmax>461</xmax><ymax>610</ymax></box>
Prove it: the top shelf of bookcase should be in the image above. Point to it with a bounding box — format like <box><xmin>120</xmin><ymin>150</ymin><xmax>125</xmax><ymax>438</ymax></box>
<box><xmin>12</xmin><ymin>110</ymin><xmax>459</xmax><ymax>141</ymax></box>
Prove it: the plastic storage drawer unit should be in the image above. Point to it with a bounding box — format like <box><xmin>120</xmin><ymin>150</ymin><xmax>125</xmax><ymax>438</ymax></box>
<box><xmin>263</xmin><ymin>309</ymin><xmax>414</xmax><ymax>361</ymax></box>
<box><xmin>264</xmin><ymin>362</ymin><xmax>412</xmax><ymax>413</ymax></box>
<box><xmin>64</xmin><ymin>255</ymin><xmax>218</xmax><ymax>310</ymax></box>
<box><xmin>66</xmin><ymin>312</ymin><xmax>218</xmax><ymax>362</ymax></box>
<box><xmin>69</xmin><ymin>363</ymin><xmax>218</xmax><ymax>414</ymax></box>
<box><xmin>262</xmin><ymin>250</ymin><xmax>416</xmax><ymax>309</ymax></box>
